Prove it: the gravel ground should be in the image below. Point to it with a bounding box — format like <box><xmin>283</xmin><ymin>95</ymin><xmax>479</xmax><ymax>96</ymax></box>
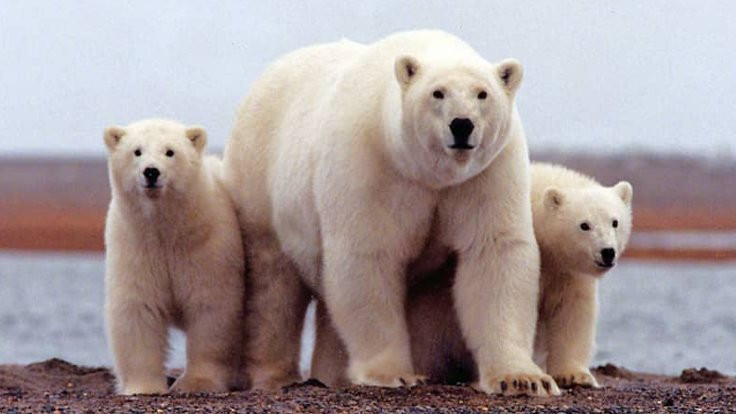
<box><xmin>1</xmin><ymin>359</ymin><xmax>734</xmax><ymax>413</ymax></box>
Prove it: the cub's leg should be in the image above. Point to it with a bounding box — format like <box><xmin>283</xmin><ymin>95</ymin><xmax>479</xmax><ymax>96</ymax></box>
<box><xmin>171</xmin><ymin>286</ymin><xmax>244</xmax><ymax>393</ymax></box>
<box><xmin>406</xmin><ymin>259</ymin><xmax>477</xmax><ymax>384</ymax></box>
<box><xmin>107</xmin><ymin>299</ymin><xmax>169</xmax><ymax>395</ymax></box>
<box><xmin>540</xmin><ymin>280</ymin><xmax>600</xmax><ymax>388</ymax></box>
<box><xmin>309</xmin><ymin>300</ymin><xmax>350</xmax><ymax>386</ymax></box>
<box><xmin>245</xmin><ymin>234</ymin><xmax>311</xmax><ymax>390</ymax></box>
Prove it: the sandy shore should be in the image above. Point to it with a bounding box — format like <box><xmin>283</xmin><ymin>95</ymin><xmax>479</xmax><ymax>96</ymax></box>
<box><xmin>1</xmin><ymin>359</ymin><xmax>734</xmax><ymax>413</ymax></box>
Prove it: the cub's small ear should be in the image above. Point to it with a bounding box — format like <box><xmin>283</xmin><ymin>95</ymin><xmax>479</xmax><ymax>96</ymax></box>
<box><xmin>186</xmin><ymin>126</ymin><xmax>207</xmax><ymax>153</ymax></box>
<box><xmin>613</xmin><ymin>181</ymin><xmax>633</xmax><ymax>206</ymax></box>
<box><xmin>497</xmin><ymin>58</ymin><xmax>523</xmax><ymax>96</ymax></box>
<box><xmin>543</xmin><ymin>187</ymin><xmax>565</xmax><ymax>210</ymax></box>
<box><xmin>104</xmin><ymin>125</ymin><xmax>126</xmax><ymax>151</ymax></box>
<box><xmin>395</xmin><ymin>55</ymin><xmax>421</xmax><ymax>90</ymax></box>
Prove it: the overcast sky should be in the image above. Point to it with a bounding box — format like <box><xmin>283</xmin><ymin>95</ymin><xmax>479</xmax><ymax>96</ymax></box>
<box><xmin>1</xmin><ymin>1</ymin><xmax>735</xmax><ymax>157</ymax></box>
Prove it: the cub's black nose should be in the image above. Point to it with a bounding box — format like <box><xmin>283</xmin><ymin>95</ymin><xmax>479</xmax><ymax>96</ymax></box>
<box><xmin>143</xmin><ymin>167</ymin><xmax>160</xmax><ymax>184</ymax></box>
<box><xmin>601</xmin><ymin>248</ymin><xmax>616</xmax><ymax>265</ymax></box>
<box><xmin>449</xmin><ymin>118</ymin><xmax>475</xmax><ymax>149</ymax></box>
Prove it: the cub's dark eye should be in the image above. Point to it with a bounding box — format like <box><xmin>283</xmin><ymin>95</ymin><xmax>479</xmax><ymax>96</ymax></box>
<box><xmin>612</xmin><ymin>219</ymin><xmax>619</xmax><ymax>228</ymax></box>
<box><xmin>432</xmin><ymin>90</ymin><xmax>444</xmax><ymax>99</ymax></box>
<box><xmin>134</xmin><ymin>149</ymin><xmax>142</xmax><ymax>157</ymax></box>
<box><xmin>478</xmin><ymin>91</ymin><xmax>487</xmax><ymax>100</ymax></box>
<box><xmin>166</xmin><ymin>149</ymin><xmax>175</xmax><ymax>157</ymax></box>
<box><xmin>580</xmin><ymin>222</ymin><xmax>591</xmax><ymax>231</ymax></box>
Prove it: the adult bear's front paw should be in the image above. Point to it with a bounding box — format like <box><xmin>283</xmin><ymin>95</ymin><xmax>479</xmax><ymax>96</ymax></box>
<box><xmin>476</xmin><ymin>370</ymin><xmax>561</xmax><ymax>397</ymax></box>
<box><xmin>550</xmin><ymin>368</ymin><xmax>601</xmax><ymax>389</ymax></box>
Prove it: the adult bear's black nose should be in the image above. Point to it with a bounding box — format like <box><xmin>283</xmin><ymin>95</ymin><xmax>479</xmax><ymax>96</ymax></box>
<box><xmin>143</xmin><ymin>167</ymin><xmax>160</xmax><ymax>185</ymax></box>
<box><xmin>601</xmin><ymin>248</ymin><xmax>616</xmax><ymax>265</ymax></box>
<box><xmin>449</xmin><ymin>118</ymin><xmax>475</xmax><ymax>149</ymax></box>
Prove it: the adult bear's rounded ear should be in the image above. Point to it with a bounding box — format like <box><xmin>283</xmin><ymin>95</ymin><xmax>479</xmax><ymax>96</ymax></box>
<box><xmin>186</xmin><ymin>126</ymin><xmax>207</xmax><ymax>153</ymax></box>
<box><xmin>104</xmin><ymin>126</ymin><xmax>126</xmax><ymax>152</ymax></box>
<box><xmin>395</xmin><ymin>55</ymin><xmax>421</xmax><ymax>90</ymax></box>
<box><xmin>496</xmin><ymin>58</ymin><xmax>523</xmax><ymax>96</ymax></box>
<box><xmin>543</xmin><ymin>187</ymin><xmax>565</xmax><ymax>210</ymax></box>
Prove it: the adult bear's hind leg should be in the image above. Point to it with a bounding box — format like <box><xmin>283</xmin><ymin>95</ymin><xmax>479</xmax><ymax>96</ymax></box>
<box><xmin>245</xmin><ymin>233</ymin><xmax>311</xmax><ymax>390</ymax></box>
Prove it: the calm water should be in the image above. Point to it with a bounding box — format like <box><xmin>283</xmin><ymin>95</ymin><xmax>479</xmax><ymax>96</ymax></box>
<box><xmin>0</xmin><ymin>252</ymin><xmax>734</xmax><ymax>375</ymax></box>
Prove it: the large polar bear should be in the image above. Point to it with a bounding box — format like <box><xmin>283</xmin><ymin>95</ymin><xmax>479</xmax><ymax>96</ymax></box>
<box><xmin>224</xmin><ymin>30</ymin><xmax>558</xmax><ymax>396</ymax></box>
<box><xmin>317</xmin><ymin>163</ymin><xmax>632</xmax><ymax>391</ymax></box>
<box><xmin>104</xmin><ymin>119</ymin><xmax>245</xmax><ymax>395</ymax></box>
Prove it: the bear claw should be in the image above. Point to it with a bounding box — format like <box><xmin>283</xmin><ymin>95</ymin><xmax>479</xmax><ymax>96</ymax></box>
<box><xmin>477</xmin><ymin>373</ymin><xmax>561</xmax><ymax>397</ymax></box>
<box><xmin>551</xmin><ymin>370</ymin><xmax>601</xmax><ymax>389</ymax></box>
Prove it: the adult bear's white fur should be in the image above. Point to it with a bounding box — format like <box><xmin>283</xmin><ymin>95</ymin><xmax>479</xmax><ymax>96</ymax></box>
<box><xmin>104</xmin><ymin>119</ymin><xmax>245</xmax><ymax>395</ymax></box>
<box><xmin>224</xmin><ymin>30</ymin><xmax>557</xmax><ymax>396</ymax></box>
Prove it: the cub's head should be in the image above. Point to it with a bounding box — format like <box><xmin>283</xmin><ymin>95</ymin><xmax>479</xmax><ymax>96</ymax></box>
<box><xmin>393</xmin><ymin>55</ymin><xmax>522</xmax><ymax>187</ymax></box>
<box><xmin>104</xmin><ymin>119</ymin><xmax>207</xmax><ymax>200</ymax></box>
<box><xmin>541</xmin><ymin>182</ymin><xmax>633</xmax><ymax>276</ymax></box>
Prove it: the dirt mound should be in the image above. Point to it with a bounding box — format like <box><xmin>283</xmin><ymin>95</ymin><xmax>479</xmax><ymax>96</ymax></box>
<box><xmin>593</xmin><ymin>363</ymin><xmax>635</xmax><ymax>379</ymax></box>
<box><xmin>0</xmin><ymin>359</ymin><xmax>114</xmax><ymax>396</ymax></box>
<box><xmin>679</xmin><ymin>367</ymin><xmax>729</xmax><ymax>383</ymax></box>
<box><xmin>26</xmin><ymin>358</ymin><xmax>108</xmax><ymax>377</ymax></box>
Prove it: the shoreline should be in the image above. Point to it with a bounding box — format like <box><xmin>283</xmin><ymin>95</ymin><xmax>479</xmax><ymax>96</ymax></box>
<box><xmin>1</xmin><ymin>359</ymin><xmax>734</xmax><ymax>412</ymax></box>
<box><xmin>2</xmin><ymin>154</ymin><xmax>736</xmax><ymax>260</ymax></box>
<box><xmin>3</xmin><ymin>207</ymin><xmax>735</xmax><ymax>261</ymax></box>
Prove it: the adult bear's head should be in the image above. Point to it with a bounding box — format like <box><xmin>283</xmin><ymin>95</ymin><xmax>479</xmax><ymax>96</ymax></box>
<box><xmin>390</xmin><ymin>54</ymin><xmax>522</xmax><ymax>188</ymax></box>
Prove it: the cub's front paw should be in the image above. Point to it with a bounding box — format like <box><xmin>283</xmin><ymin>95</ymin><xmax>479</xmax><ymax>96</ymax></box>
<box><xmin>477</xmin><ymin>372</ymin><xmax>561</xmax><ymax>397</ymax></box>
<box><xmin>551</xmin><ymin>369</ymin><xmax>600</xmax><ymax>389</ymax></box>
<box><xmin>121</xmin><ymin>379</ymin><xmax>167</xmax><ymax>395</ymax></box>
<box><xmin>170</xmin><ymin>374</ymin><xmax>227</xmax><ymax>393</ymax></box>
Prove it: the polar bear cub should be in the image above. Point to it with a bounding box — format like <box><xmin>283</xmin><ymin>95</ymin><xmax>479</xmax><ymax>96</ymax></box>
<box><xmin>531</xmin><ymin>162</ymin><xmax>633</xmax><ymax>388</ymax></box>
<box><xmin>104</xmin><ymin>119</ymin><xmax>245</xmax><ymax>395</ymax></box>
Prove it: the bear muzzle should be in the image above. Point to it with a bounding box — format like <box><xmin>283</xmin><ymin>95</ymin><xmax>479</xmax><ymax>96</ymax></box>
<box><xmin>596</xmin><ymin>248</ymin><xmax>616</xmax><ymax>268</ymax></box>
<box><xmin>143</xmin><ymin>167</ymin><xmax>161</xmax><ymax>188</ymax></box>
<box><xmin>448</xmin><ymin>118</ymin><xmax>475</xmax><ymax>150</ymax></box>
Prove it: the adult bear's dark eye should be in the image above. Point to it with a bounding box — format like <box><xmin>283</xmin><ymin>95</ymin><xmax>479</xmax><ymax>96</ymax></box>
<box><xmin>612</xmin><ymin>219</ymin><xmax>619</xmax><ymax>228</ymax></box>
<box><xmin>478</xmin><ymin>90</ymin><xmax>487</xmax><ymax>99</ymax></box>
<box><xmin>433</xmin><ymin>90</ymin><xmax>444</xmax><ymax>99</ymax></box>
<box><xmin>580</xmin><ymin>222</ymin><xmax>590</xmax><ymax>231</ymax></box>
<box><xmin>166</xmin><ymin>149</ymin><xmax>175</xmax><ymax>157</ymax></box>
<box><xmin>134</xmin><ymin>149</ymin><xmax>142</xmax><ymax>157</ymax></box>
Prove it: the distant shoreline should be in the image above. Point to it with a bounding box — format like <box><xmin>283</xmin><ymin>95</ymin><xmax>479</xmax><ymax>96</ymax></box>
<box><xmin>2</xmin><ymin>154</ymin><xmax>735</xmax><ymax>259</ymax></box>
